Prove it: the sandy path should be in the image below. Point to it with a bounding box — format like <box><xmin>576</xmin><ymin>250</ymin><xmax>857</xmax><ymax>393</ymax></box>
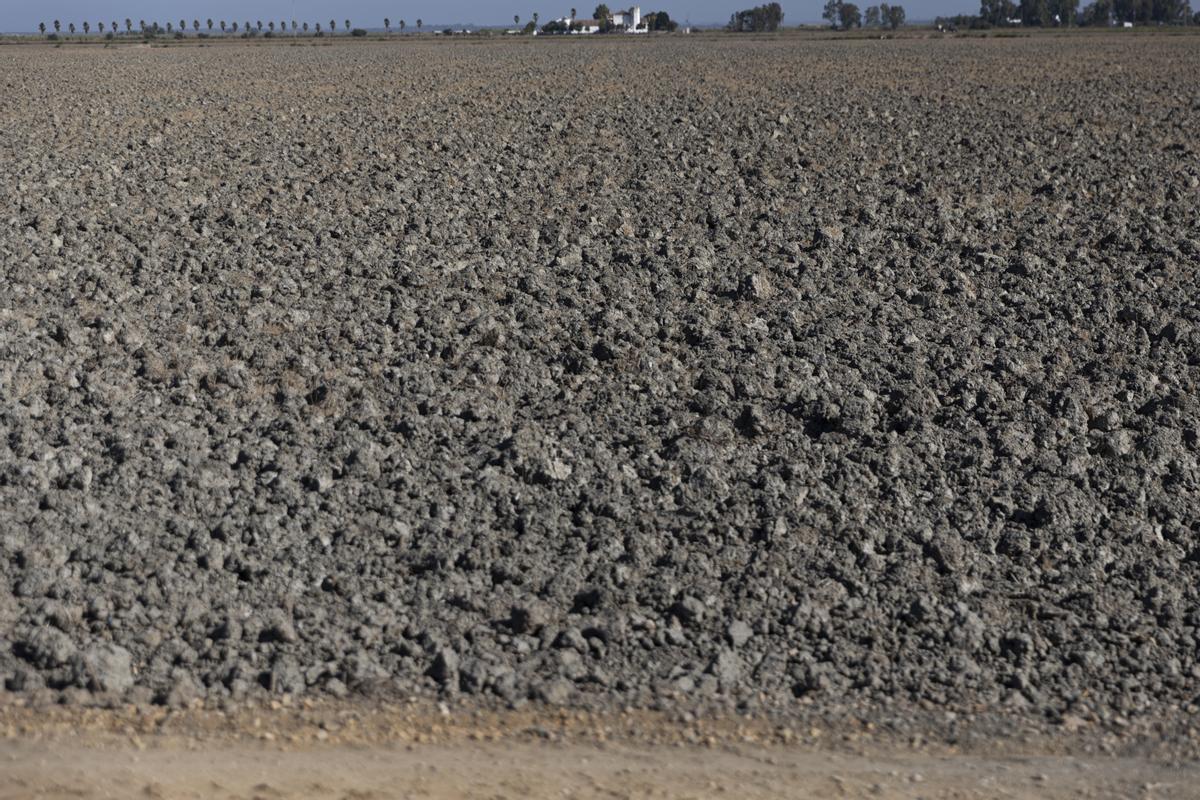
<box><xmin>3</xmin><ymin>737</ymin><xmax>1196</xmax><ymax>799</ymax></box>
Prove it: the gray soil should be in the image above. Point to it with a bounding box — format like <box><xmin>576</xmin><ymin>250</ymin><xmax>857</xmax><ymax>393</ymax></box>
<box><xmin>1</xmin><ymin>34</ymin><xmax>1199</xmax><ymax>757</ymax></box>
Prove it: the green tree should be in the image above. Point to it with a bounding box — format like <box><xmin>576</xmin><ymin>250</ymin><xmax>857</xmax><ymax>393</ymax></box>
<box><xmin>385</xmin><ymin>17</ymin><xmax>391</xmax><ymax>33</ymax></box>
<box><xmin>729</xmin><ymin>2</ymin><xmax>785</xmax><ymax>29</ymax></box>
<box><xmin>39</xmin><ymin>21</ymin><xmax>46</xmax><ymax>35</ymax></box>
<box><xmin>400</xmin><ymin>19</ymin><xmax>407</xmax><ymax>32</ymax></box>
<box><xmin>53</xmin><ymin>19</ymin><xmax>60</xmax><ymax>33</ymax></box>
<box><xmin>416</xmin><ymin>18</ymin><xmax>422</xmax><ymax>30</ymax></box>
<box><xmin>1019</xmin><ymin>0</ymin><xmax>1051</xmax><ymax>23</ymax></box>
<box><xmin>83</xmin><ymin>21</ymin><xmax>90</xmax><ymax>35</ymax></box>
<box><xmin>126</xmin><ymin>18</ymin><xmax>133</xmax><ymax>34</ymax></box>
<box><xmin>865</xmin><ymin>5</ymin><xmax>882</xmax><ymax>24</ymax></box>
<box><xmin>207</xmin><ymin>19</ymin><xmax>213</xmax><ymax>33</ymax></box>
<box><xmin>981</xmin><ymin>0</ymin><xmax>1019</xmax><ymax>23</ymax></box>
<box><xmin>886</xmin><ymin>3</ymin><xmax>907</xmax><ymax>26</ymax></box>
<box><xmin>303</xmin><ymin>22</ymin><xmax>309</xmax><ymax>33</ymax></box>
<box><xmin>346</xmin><ymin>19</ymin><xmax>352</xmax><ymax>32</ymax></box>
<box><xmin>840</xmin><ymin>2</ymin><xmax>863</xmax><ymax>26</ymax></box>
<box><xmin>220</xmin><ymin>20</ymin><xmax>227</xmax><ymax>34</ymax></box>
<box><xmin>330</xmin><ymin>19</ymin><xmax>337</xmax><ymax>32</ymax></box>
<box><xmin>822</xmin><ymin>0</ymin><xmax>842</xmax><ymax>25</ymax></box>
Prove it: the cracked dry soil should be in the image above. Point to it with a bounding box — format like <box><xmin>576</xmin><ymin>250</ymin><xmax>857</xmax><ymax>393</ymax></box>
<box><xmin>2</xmin><ymin>33</ymin><xmax>1200</xmax><ymax>782</ymax></box>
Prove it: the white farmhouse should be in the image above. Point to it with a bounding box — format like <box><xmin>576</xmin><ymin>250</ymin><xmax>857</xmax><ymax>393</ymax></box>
<box><xmin>611</xmin><ymin>6</ymin><xmax>646</xmax><ymax>31</ymax></box>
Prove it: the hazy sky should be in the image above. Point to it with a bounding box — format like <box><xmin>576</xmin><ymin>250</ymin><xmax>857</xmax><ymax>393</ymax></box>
<box><xmin>4</xmin><ymin>0</ymin><xmax>979</xmax><ymax>31</ymax></box>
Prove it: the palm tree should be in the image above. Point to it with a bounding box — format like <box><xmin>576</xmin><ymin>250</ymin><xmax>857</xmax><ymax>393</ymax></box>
<box><xmin>220</xmin><ymin>21</ymin><xmax>226</xmax><ymax>35</ymax></box>
<box><xmin>416</xmin><ymin>18</ymin><xmax>423</xmax><ymax>30</ymax></box>
<box><xmin>193</xmin><ymin>20</ymin><xmax>200</xmax><ymax>34</ymax></box>
<box><xmin>345</xmin><ymin>19</ymin><xmax>351</xmax><ymax>32</ymax></box>
<box><xmin>292</xmin><ymin>20</ymin><xmax>298</xmax><ymax>34</ymax></box>
<box><xmin>231</xmin><ymin>21</ymin><xmax>238</xmax><ymax>33</ymax></box>
<box><xmin>82</xmin><ymin>21</ymin><xmax>90</xmax><ymax>35</ymax></box>
<box><xmin>280</xmin><ymin>20</ymin><xmax>287</xmax><ymax>35</ymax></box>
<box><xmin>269</xmin><ymin>21</ymin><xmax>275</xmax><ymax>33</ymax></box>
<box><xmin>99</xmin><ymin>21</ymin><xmax>105</xmax><ymax>33</ymax></box>
<box><xmin>166</xmin><ymin>23</ymin><xmax>173</xmax><ymax>33</ymax></box>
<box><xmin>38</xmin><ymin>22</ymin><xmax>45</xmax><ymax>35</ymax></box>
<box><xmin>330</xmin><ymin>19</ymin><xmax>337</xmax><ymax>33</ymax></box>
<box><xmin>571</xmin><ymin>7</ymin><xmax>577</xmax><ymax>19</ymax></box>
<box><xmin>303</xmin><ymin>21</ymin><xmax>309</xmax><ymax>33</ymax></box>
<box><xmin>244</xmin><ymin>21</ymin><xmax>250</xmax><ymax>34</ymax></box>
<box><xmin>384</xmin><ymin>17</ymin><xmax>390</xmax><ymax>34</ymax></box>
<box><xmin>400</xmin><ymin>19</ymin><xmax>407</xmax><ymax>32</ymax></box>
<box><xmin>138</xmin><ymin>20</ymin><xmax>145</xmax><ymax>34</ymax></box>
<box><xmin>315</xmin><ymin>22</ymin><xmax>321</xmax><ymax>33</ymax></box>
<box><xmin>125</xmin><ymin>19</ymin><xmax>132</xmax><ymax>34</ymax></box>
<box><xmin>207</xmin><ymin>19</ymin><xmax>213</xmax><ymax>33</ymax></box>
<box><xmin>180</xmin><ymin>19</ymin><xmax>186</xmax><ymax>33</ymax></box>
<box><xmin>532</xmin><ymin>12</ymin><xmax>539</xmax><ymax>26</ymax></box>
<box><xmin>111</xmin><ymin>21</ymin><xmax>118</xmax><ymax>34</ymax></box>
<box><xmin>256</xmin><ymin>20</ymin><xmax>263</xmax><ymax>33</ymax></box>
<box><xmin>69</xmin><ymin>22</ymin><xmax>75</xmax><ymax>35</ymax></box>
<box><xmin>53</xmin><ymin>20</ymin><xmax>60</xmax><ymax>34</ymax></box>
<box><xmin>514</xmin><ymin>14</ymin><xmax>520</xmax><ymax>26</ymax></box>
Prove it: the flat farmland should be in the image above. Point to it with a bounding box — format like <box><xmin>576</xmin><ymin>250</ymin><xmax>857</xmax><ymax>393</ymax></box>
<box><xmin>1</xmin><ymin>35</ymin><xmax>1199</xmax><ymax>769</ymax></box>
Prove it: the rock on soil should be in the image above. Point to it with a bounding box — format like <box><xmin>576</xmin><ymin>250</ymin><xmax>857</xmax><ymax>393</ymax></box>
<box><xmin>0</xmin><ymin>35</ymin><xmax>1199</xmax><ymax>735</ymax></box>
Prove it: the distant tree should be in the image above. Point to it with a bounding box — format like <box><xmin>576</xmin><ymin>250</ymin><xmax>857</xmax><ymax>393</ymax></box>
<box><xmin>83</xmin><ymin>21</ymin><xmax>90</xmax><ymax>35</ymax></box>
<box><xmin>514</xmin><ymin>14</ymin><xmax>520</xmax><ymax>26</ymax></box>
<box><xmin>220</xmin><ymin>20</ymin><xmax>227</xmax><ymax>34</ymax></box>
<box><xmin>207</xmin><ymin>19</ymin><xmax>213</xmax><ymax>33</ymax></box>
<box><xmin>647</xmin><ymin>9</ymin><xmax>679</xmax><ymax>29</ymax></box>
<box><xmin>269</xmin><ymin>21</ymin><xmax>275</xmax><ymax>33</ymax></box>
<box><xmin>839</xmin><ymin>2</ymin><xmax>862</xmax><ymax>26</ymax></box>
<box><xmin>1019</xmin><ymin>0</ymin><xmax>1052</xmax><ymax>23</ymax></box>
<box><xmin>292</xmin><ymin>20</ymin><xmax>298</xmax><ymax>34</ymax></box>
<box><xmin>69</xmin><ymin>22</ymin><xmax>75</xmax><ymax>35</ymax></box>
<box><xmin>416</xmin><ymin>18</ymin><xmax>423</xmax><ymax>30</ymax></box>
<box><xmin>180</xmin><ymin>19</ymin><xmax>186</xmax><ymax>32</ymax></box>
<box><xmin>330</xmin><ymin>19</ymin><xmax>337</xmax><ymax>32</ymax></box>
<box><xmin>126</xmin><ymin>18</ymin><xmax>133</xmax><ymax>34</ymax></box>
<box><xmin>981</xmin><ymin>0</ymin><xmax>1019</xmax><ymax>23</ymax></box>
<box><xmin>166</xmin><ymin>22</ymin><xmax>173</xmax><ymax>32</ymax></box>
<box><xmin>303</xmin><ymin>22</ymin><xmax>310</xmax><ymax>33</ymax></box>
<box><xmin>281</xmin><ymin>20</ymin><xmax>287</xmax><ymax>34</ymax></box>
<box><xmin>822</xmin><ymin>0</ymin><xmax>841</xmax><ymax>25</ymax></box>
<box><xmin>256</xmin><ymin>20</ymin><xmax>263</xmax><ymax>32</ymax></box>
<box><xmin>385</xmin><ymin>17</ymin><xmax>391</xmax><ymax>33</ymax></box>
<box><xmin>112</xmin><ymin>20</ymin><xmax>118</xmax><ymax>33</ymax></box>
<box><xmin>244</xmin><ymin>21</ymin><xmax>250</xmax><ymax>34</ymax></box>
<box><xmin>232</xmin><ymin>21</ymin><xmax>238</xmax><ymax>32</ymax></box>
<box><xmin>99</xmin><ymin>21</ymin><xmax>105</xmax><ymax>33</ymax></box>
<box><xmin>346</xmin><ymin>19</ymin><xmax>352</xmax><ymax>32</ymax></box>
<box><xmin>729</xmin><ymin>2</ymin><xmax>785</xmax><ymax>30</ymax></box>
<box><xmin>571</xmin><ymin>7</ymin><xmax>578</xmax><ymax>18</ymax></box>
<box><xmin>865</xmin><ymin>5</ymin><xmax>882</xmax><ymax>24</ymax></box>
<box><xmin>39</xmin><ymin>22</ymin><xmax>46</xmax><ymax>35</ymax></box>
<box><xmin>315</xmin><ymin>22</ymin><xmax>321</xmax><ymax>33</ymax></box>
<box><xmin>886</xmin><ymin>4</ymin><xmax>907</xmax><ymax>26</ymax></box>
<box><xmin>53</xmin><ymin>20</ymin><xmax>61</xmax><ymax>33</ymax></box>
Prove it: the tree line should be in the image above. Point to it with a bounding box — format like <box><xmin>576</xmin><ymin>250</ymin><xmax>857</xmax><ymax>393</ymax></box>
<box><xmin>728</xmin><ymin>3</ymin><xmax>785</xmax><ymax>31</ymax></box>
<box><xmin>38</xmin><ymin>18</ymin><xmax>430</xmax><ymax>39</ymax></box>
<box><xmin>822</xmin><ymin>0</ymin><xmax>907</xmax><ymax>27</ymax></box>
<box><xmin>941</xmin><ymin>0</ymin><xmax>1196</xmax><ymax>26</ymax></box>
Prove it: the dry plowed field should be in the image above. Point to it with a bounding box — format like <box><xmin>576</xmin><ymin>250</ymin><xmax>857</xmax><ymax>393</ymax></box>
<box><xmin>1</xmin><ymin>33</ymin><xmax>1199</xmax><ymax>795</ymax></box>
